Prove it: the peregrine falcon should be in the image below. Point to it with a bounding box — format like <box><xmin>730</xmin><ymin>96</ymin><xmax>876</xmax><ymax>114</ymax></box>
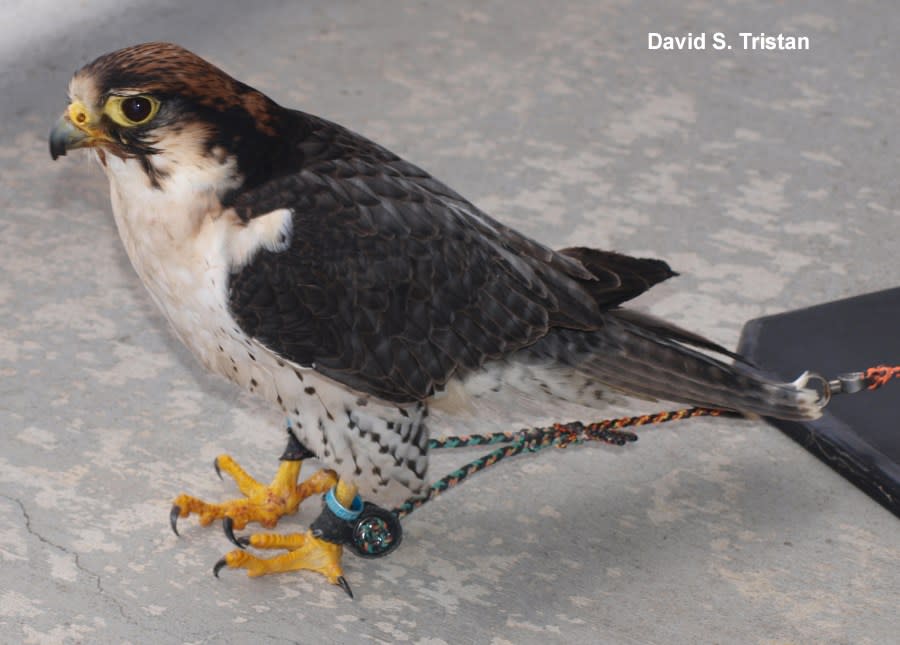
<box><xmin>50</xmin><ymin>43</ymin><xmax>822</xmax><ymax>595</ymax></box>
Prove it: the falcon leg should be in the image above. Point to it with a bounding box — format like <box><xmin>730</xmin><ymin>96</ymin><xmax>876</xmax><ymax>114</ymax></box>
<box><xmin>215</xmin><ymin>479</ymin><xmax>359</xmax><ymax>598</ymax></box>
<box><xmin>170</xmin><ymin>429</ymin><xmax>337</xmax><ymax>535</ymax></box>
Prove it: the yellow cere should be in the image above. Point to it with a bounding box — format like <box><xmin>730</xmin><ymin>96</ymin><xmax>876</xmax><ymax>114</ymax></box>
<box><xmin>66</xmin><ymin>100</ymin><xmax>91</xmax><ymax>127</ymax></box>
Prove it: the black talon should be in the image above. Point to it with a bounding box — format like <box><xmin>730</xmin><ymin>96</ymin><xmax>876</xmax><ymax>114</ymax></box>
<box><xmin>336</xmin><ymin>576</ymin><xmax>354</xmax><ymax>599</ymax></box>
<box><xmin>213</xmin><ymin>457</ymin><xmax>223</xmax><ymax>480</ymax></box>
<box><xmin>213</xmin><ymin>557</ymin><xmax>227</xmax><ymax>578</ymax></box>
<box><xmin>223</xmin><ymin>517</ymin><xmax>245</xmax><ymax>548</ymax></box>
<box><xmin>170</xmin><ymin>505</ymin><xmax>181</xmax><ymax>537</ymax></box>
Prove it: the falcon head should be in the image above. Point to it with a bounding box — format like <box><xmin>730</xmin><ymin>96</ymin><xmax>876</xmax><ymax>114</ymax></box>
<box><xmin>49</xmin><ymin>42</ymin><xmax>287</xmax><ymax>191</ymax></box>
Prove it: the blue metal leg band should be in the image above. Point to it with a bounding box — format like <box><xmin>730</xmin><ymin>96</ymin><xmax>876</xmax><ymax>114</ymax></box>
<box><xmin>325</xmin><ymin>487</ymin><xmax>363</xmax><ymax>522</ymax></box>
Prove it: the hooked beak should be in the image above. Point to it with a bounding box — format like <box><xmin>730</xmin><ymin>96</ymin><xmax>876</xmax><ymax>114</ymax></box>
<box><xmin>49</xmin><ymin>116</ymin><xmax>86</xmax><ymax>159</ymax></box>
<box><xmin>49</xmin><ymin>101</ymin><xmax>106</xmax><ymax>160</ymax></box>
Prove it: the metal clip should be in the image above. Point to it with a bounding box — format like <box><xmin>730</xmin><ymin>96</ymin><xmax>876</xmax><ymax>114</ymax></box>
<box><xmin>827</xmin><ymin>372</ymin><xmax>866</xmax><ymax>396</ymax></box>
<box><xmin>805</xmin><ymin>371</ymin><xmax>868</xmax><ymax>408</ymax></box>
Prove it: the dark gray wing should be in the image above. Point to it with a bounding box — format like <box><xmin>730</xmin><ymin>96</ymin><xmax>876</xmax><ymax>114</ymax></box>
<box><xmin>227</xmin><ymin>115</ymin><xmax>675</xmax><ymax>403</ymax></box>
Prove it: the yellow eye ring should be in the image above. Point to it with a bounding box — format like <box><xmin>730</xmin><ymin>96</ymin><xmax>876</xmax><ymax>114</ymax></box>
<box><xmin>104</xmin><ymin>95</ymin><xmax>160</xmax><ymax>126</ymax></box>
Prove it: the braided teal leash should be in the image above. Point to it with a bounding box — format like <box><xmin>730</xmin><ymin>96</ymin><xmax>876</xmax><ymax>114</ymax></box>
<box><xmin>392</xmin><ymin>407</ymin><xmax>738</xmax><ymax>518</ymax></box>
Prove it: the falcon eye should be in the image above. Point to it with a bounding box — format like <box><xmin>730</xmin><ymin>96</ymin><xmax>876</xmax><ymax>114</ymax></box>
<box><xmin>104</xmin><ymin>94</ymin><xmax>160</xmax><ymax>127</ymax></box>
<box><xmin>122</xmin><ymin>97</ymin><xmax>152</xmax><ymax>122</ymax></box>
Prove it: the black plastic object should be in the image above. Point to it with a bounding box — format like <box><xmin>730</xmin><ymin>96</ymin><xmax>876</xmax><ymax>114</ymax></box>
<box><xmin>350</xmin><ymin>503</ymin><xmax>403</xmax><ymax>558</ymax></box>
<box><xmin>738</xmin><ymin>287</ymin><xmax>899</xmax><ymax>517</ymax></box>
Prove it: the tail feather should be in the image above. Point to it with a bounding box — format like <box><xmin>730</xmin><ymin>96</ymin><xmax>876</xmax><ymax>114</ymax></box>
<box><xmin>515</xmin><ymin>316</ymin><xmax>824</xmax><ymax>421</ymax></box>
<box><xmin>609</xmin><ymin>308</ymin><xmax>749</xmax><ymax>364</ymax></box>
<box><xmin>575</xmin><ymin>344</ymin><xmax>822</xmax><ymax>420</ymax></box>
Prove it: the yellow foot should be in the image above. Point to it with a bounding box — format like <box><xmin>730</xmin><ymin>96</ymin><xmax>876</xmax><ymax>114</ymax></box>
<box><xmin>170</xmin><ymin>455</ymin><xmax>337</xmax><ymax>535</ymax></box>
<box><xmin>214</xmin><ymin>529</ymin><xmax>353</xmax><ymax>597</ymax></box>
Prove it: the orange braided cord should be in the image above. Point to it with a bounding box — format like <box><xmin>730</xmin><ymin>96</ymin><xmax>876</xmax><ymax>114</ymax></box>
<box><xmin>585</xmin><ymin>407</ymin><xmax>731</xmax><ymax>433</ymax></box>
<box><xmin>865</xmin><ymin>365</ymin><xmax>900</xmax><ymax>390</ymax></box>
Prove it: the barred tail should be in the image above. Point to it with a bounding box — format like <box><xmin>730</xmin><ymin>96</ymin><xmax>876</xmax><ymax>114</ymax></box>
<box><xmin>516</xmin><ymin>314</ymin><xmax>824</xmax><ymax>421</ymax></box>
<box><xmin>585</xmin><ymin>315</ymin><xmax>823</xmax><ymax>420</ymax></box>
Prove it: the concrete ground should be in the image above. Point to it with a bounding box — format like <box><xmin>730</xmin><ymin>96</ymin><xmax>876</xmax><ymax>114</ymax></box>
<box><xmin>1</xmin><ymin>1</ymin><xmax>898</xmax><ymax>643</ymax></box>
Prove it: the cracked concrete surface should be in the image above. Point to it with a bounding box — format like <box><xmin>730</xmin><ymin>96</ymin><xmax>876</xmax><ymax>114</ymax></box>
<box><xmin>2</xmin><ymin>1</ymin><xmax>898</xmax><ymax>643</ymax></box>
